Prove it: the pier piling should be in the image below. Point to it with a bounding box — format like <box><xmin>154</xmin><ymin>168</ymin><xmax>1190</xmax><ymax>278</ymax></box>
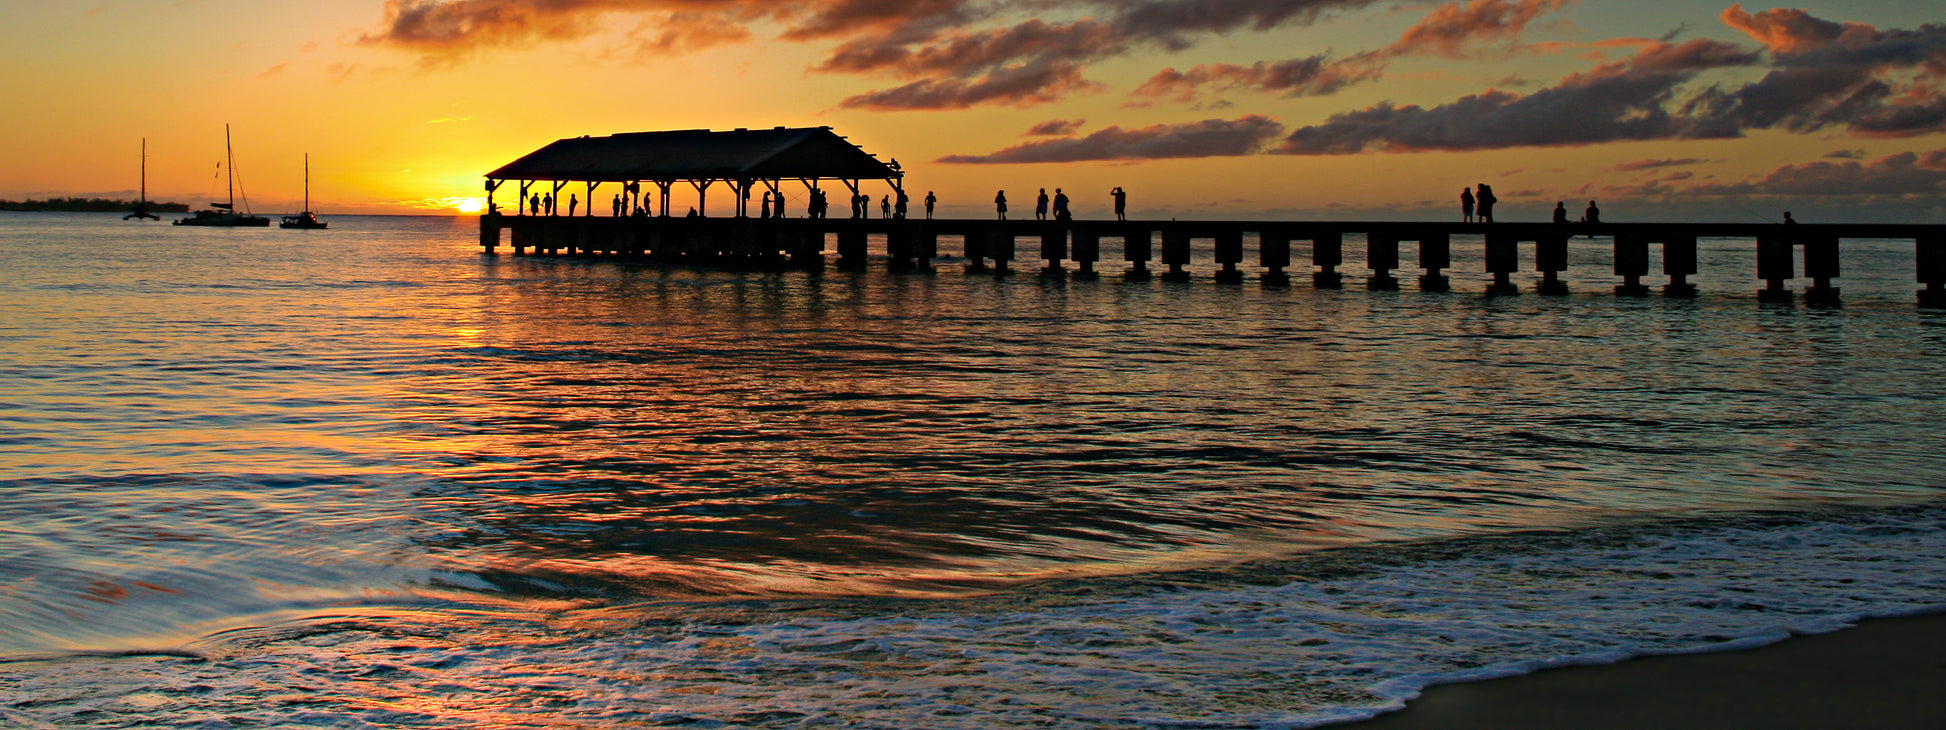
<box><xmin>1367</xmin><ymin>233</ymin><xmax>1400</xmax><ymax>290</ymax></box>
<box><xmin>1537</xmin><ymin>234</ymin><xmax>1570</xmax><ymax>294</ymax></box>
<box><xmin>1214</xmin><ymin>230</ymin><xmax>1244</xmax><ymax>284</ymax></box>
<box><xmin>1040</xmin><ymin>225</ymin><xmax>1068</xmax><ymax>279</ymax></box>
<box><xmin>1804</xmin><ymin>234</ymin><xmax>1841</xmax><ymax>304</ymax></box>
<box><xmin>1418</xmin><ymin>232</ymin><xmax>1451</xmax><ymax>292</ymax></box>
<box><xmin>1072</xmin><ymin>228</ymin><xmax>1101</xmax><ymax>280</ymax></box>
<box><xmin>1124</xmin><ymin>227</ymin><xmax>1153</xmax><ymax>281</ymax></box>
<box><xmin>1757</xmin><ymin>234</ymin><xmax>1794</xmax><ymax>302</ymax></box>
<box><xmin>1485</xmin><ymin>232</ymin><xmax>1519</xmax><ymax>295</ymax></box>
<box><xmin>1665</xmin><ymin>235</ymin><xmax>1698</xmax><ymax>297</ymax></box>
<box><xmin>1920</xmin><ymin>235</ymin><xmax>1946</xmax><ymax>307</ymax></box>
<box><xmin>1260</xmin><ymin>230</ymin><xmax>1292</xmax><ymax>287</ymax></box>
<box><xmin>1161</xmin><ymin>230</ymin><xmax>1192</xmax><ymax>282</ymax></box>
<box><xmin>1312</xmin><ymin>231</ymin><xmax>1344</xmax><ymax>288</ymax></box>
<box><xmin>1614</xmin><ymin>233</ymin><xmax>1649</xmax><ymax>296</ymax></box>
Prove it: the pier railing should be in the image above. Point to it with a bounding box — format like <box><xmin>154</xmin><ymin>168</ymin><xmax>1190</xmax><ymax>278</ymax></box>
<box><xmin>479</xmin><ymin>215</ymin><xmax>1946</xmax><ymax>306</ymax></box>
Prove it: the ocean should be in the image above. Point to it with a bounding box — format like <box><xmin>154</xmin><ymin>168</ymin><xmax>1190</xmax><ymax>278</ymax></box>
<box><xmin>1</xmin><ymin>212</ymin><xmax>1942</xmax><ymax>728</ymax></box>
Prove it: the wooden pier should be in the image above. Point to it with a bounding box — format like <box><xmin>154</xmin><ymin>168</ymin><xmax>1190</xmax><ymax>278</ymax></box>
<box><xmin>479</xmin><ymin>215</ymin><xmax>1946</xmax><ymax>306</ymax></box>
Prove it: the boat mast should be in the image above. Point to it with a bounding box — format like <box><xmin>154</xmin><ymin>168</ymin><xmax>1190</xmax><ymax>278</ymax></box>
<box><xmin>225</xmin><ymin>124</ymin><xmax>235</xmax><ymax>211</ymax></box>
<box><xmin>139</xmin><ymin>138</ymin><xmax>147</xmax><ymax>205</ymax></box>
<box><xmin>304</xmin><ymin>153</ymin><xmax>310</xmax><ymax>213</ymax></box>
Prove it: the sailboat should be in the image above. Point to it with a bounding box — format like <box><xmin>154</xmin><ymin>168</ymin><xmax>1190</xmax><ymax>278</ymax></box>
<box><xmin>175</xmin><ymin>124</ymin><xmax>270</xmax><ymax>227</ymax></box>
<box><xmin>280</xmin><ymin>153</ymin><xmax>327</xmax><ymax>229</ymax></box>
<box><xmin>123</xmin><ymin>138</ymin><xmax>160</xmax><ymax>221</ymax></box>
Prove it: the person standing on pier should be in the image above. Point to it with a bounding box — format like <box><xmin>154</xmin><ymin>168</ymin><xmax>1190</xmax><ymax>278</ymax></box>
<box><xmin>1476</xmin><ymin>184</ymin><xmax>1496</xmax><ymax>223</ymax></box>
<box><xmin>1582</xmin><ymin>200</ymin><xmax>1600</xmax><ymax>224</ymax></box>
<box><xmin>925</xmin><ymin>191</ymin><xmax>936</xmax><ymax>219</ymax></box>
<box><xmin>1036</xmin><ymin>189</ymin><xmax>1049</xmax><ymax>220</ymax></box>
<box><xmin>774</xmin><ymin>191</ymin><xmax>786</xmax><ymax>219</ymax></box>
<box><xmin>1553</xmin><ymin>201</ymin><xmax>1569</xmax><ymax>225</ymax></box>
<box><xmin>1461</xmin><ymin>187</ymin><xmax>1475</xmax><ymax>222</ymax></box>
<box><xmin>543</xmin><ymin>193</ymin><xmax>554</xmax><ymax>216</ymax></box>
<box><xmin>1784</xmin><ymin>211</ymin><xmax>1797</xmax><ymax>224</ymax></box>
<box><xmin>612</xmin><ymin>194</ymin><xmax>622</xmax><ymax>217</ymax></box>
<box><xmin>761</xmin><ymin>191</ymin><xmax>772</xmax><ymax>219</ymax></box>
<box><xmin>1053</xmin><ymin>188</ymin><xmax>1070</xmax><ymax>221</ymax></box>
<box><xmin>881</xmin><ymin>195</ymin><xmax>891</xmax><ymax>219</ymax></box>
<box><xmin>529</xmin><ymin>193</ymin><xmax>540</xmax><ymax>216</ymax></box>
<box><xmin>1112</xmin><ymin>187</ymin><xmax>1127</xmax><ymax>221</ymax></box>
<box><xmin>895</xmin><ymin>189</ymin><xmax>909</xmax><ymax>219</ymax></box>
<box><xmin>568</xmin><ymin>194</ymin><xmax>578</xmax><ymax>218</ymax></box>
<box><xmin>995</xmin><ymin>190</ymin><xmax>1008</xmax><ymax>220</ymax></box>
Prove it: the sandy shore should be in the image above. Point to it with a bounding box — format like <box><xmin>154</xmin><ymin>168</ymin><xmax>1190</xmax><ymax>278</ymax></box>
<box><xmin>1332</xmin><ymin>612</ymin><xmax>1946</xmax><ymax>730</ymax></box>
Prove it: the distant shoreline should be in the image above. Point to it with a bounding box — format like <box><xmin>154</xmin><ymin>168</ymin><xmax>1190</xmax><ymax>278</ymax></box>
<box><xmin>0</xmin><ymin>197</ymin><xmax>190</xmax><ymax>213</ymax></box>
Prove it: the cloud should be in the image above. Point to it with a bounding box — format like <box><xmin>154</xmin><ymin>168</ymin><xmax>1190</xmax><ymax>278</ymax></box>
<box><xmin>1276</xmin><ymin>39</ymin><xmax>1759</xmax><ymax>154</ymax></box>
<box><xmin>360</xmin><ymin>0</ymin><xmax>1397</xmax><ymax>106</ymax></box>
<box><xmin>1690</xmin><ymin>148</ymin><xmax>1946</xmax><ymax>196</ymax></box>
<box><xmin>257</xmin><ymin>63</ymin><xmax>290</xmax><ymax>78</ymax></box>
<box><xmin>837</xmin><ymin>61</ymin><xmax>1101</xmax><ymax>110</ymax></box>
<box><xmin>1613</xmin><ymin>157</ymin><xmax>1708</xmax><ymax>171</ymax></box>
<box><xmin>1130</xmin><ymin>55</ymin><xmax>1382</xmax><ymax>104</ymax></box>
<box><xmin>1127</xmin><ymin>0</ymin><xmax>1571</xmax><ymax>107</ymax></box>
<box><xmin>1698</xmin><ymin>5</ymin><xmax>1946</xmax><ymax>137</ymax></box>
<box><xmin>937</xmin><ymin>116</ymin><xmax>1286</xmax><ymax>163</ymax></box>
<box><xmin>1824</xmin><ymin>149</ymin><xmax>1866</xmax><ymax>159</ymax></box>
<box><xmin>1026</xmin><ymin>118</ymin><xmax>1086</xmax><ymax>136</ymax></box>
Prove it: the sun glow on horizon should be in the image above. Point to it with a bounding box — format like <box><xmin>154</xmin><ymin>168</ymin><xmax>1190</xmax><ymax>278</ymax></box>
<box><xmin>455</xmin><ymin>198</ymin><xmax>485</xmax><ymax>214</ymax></box>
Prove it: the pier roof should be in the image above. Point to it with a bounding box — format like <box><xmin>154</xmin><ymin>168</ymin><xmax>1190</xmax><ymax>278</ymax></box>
<box><xmin>485</xmin><ymin>127</ymin><xmax>901</xmax><ymax>183</ymax></box>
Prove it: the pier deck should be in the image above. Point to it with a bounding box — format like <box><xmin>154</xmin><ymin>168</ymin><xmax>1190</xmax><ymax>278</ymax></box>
<box><xmin>478</xmin><ymin>214</ymin><xmax>1946</xmax><ymax>306</ymax></box>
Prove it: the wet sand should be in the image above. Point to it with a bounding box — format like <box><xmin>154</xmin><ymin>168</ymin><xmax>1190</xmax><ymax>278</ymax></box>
<box><xmin>1334</xmin><ymin>612</ymin><xmax>1946</xmax><ymax>730</ymax></box>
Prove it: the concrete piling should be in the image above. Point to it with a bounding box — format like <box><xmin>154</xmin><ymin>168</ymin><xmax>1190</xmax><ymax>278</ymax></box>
<box><xmin>1537</xmin><ymin>234</ymin><xmax>1569</xmax><ymax>294</ymax></box>
<box><xmin>1486</xmin><ymin>231</ymin><xmax>1519</xmax><ymax>295</ymax></box>
<box><xmin>1072</xmin><ymin>227</ymin><xmax>1101</xmax><ymax>280</ymax></box>
<box><xmin>1161</xmin><ymin>230</ymin><xmax>1192</xmax><ymax>282</ymax></box>
<box><xmin>1418</xmin><ymin>232</ymin><xmax>1450</xmax><ymax>292</ymax></box>
<box><xmin>1920</xmin><ymin>235</ymin><xmax>1946</xmax><ymax>307</ymax></box>
<box><xmin>1260</xmin><ymin>230</ymin><xmax>1292</xmax><ymax>287</ymax></box>
<box><xmin>1124</xmin><ymin>227</ymin><xmax>1153</xmax><ymax>281</ymax></box>
<box><xmin>1312</xmin><ymin>231</ymin><xmax>1343</xmax><ymax>289</ymax></box>
<box><xmin>1756</xmin><ymin>234</ymin><xmax>1794</xmax><ymax>302</ymax></box>
<box><xmin>1214</xmin><ymin>230</ymin><xmax>1244</xmax><ymax>284</ymax></box>
<box><xmin>1367</xmin><ymin>232</ymin><xmax>1400</xmax><ymax>290</ymax></box>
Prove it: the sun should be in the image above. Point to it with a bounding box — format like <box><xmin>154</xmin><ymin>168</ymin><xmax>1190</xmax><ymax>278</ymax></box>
<box><xmin>455</xmin><ymin>198</ymin><xmax>485</xmax><ymax>214</ymax></box>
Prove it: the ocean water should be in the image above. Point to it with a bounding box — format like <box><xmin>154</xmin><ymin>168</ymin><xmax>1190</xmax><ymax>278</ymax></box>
<box><xmin>1</xmin><ymin>212</ymin><xmax>1942</xmax><ymax>728</ymax></box>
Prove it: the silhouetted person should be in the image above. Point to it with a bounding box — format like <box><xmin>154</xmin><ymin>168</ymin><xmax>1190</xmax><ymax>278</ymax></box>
<box><xmin>529</xmin><ymin>193</ymin><xmax>540</xmax><ymax>216</ymax></box>
<box><xmin>1476</xmin><ymin>184</ymin><xmax>1496</xmax><ymax>223</ymax></box>
<box><xmin>773</xmin><ymin>192</ymin><xmax>786</xmax><ymax>219</ymax></box>
<box><xmin>1461</xmin><ymin>187</ymin><xmax>1475</xmax><ymax>223</ymax></box>
<box><xmin>612</xmin><ymin>194</ymin><xmax>622</xmax><ymax>217</ymax></box>
<box><xmin>1582</xmin><ymin>200</ymin><xmax>1600</xmax><ymax>224</ymax></box>
<box><xmin>568</xmin><ymin>194</ymin><xmax>578</xmax><ymax>217</ymax></box>
<box><xmin>686</xmin><ymin>206</ymin><xmax>698</xmax><ymax>218</ymax></box>
<box><xmin>1053</xmin><ymin>188</ymin><xmax>1070</xmax><ymax>221</ymax></box>
<box><xmin>1553</xmin><ymin>201</ymin><xmax>1569</xmax><ymax>224</ymax></box>
<box><xmin>895</xmin><ymin>189</ymin><xmax>908</xmax><ymax>219</ymax></box>
<box><xmin>544</xmin><ymin>193</ymin><xmax>555</xmax><ymax>216</ymax></box>
<box><xmin>925</xmin><ymin>191</ymin><xmax>936</xmax><ymax>219</ymax></box>
<box><xmin>881</xmin><ymin>195</ymin><xmax>891</xmax><ymax>219</ymax></box>
<box><xmin>761</xmin><ymin>191</ymin><xmax>772</xmax><ymax>219</ymax></box>
<box><xmin>995</xmin><ymin>190</ymin><xmax>1008</xmax><ymax>220</ymax></box>
<box><xmin>1035</xmin><ymin>188</ymin><xmax>1049</xmax><ymax>220</ymax></box>
<box><xmin>633</xmin><ymin>204</ymin><xmax>647</xmax><ymax>217</ymax></box>
<box><xmin>1784</xmin><ymin>211</ymin><xmax>1797</xmax><ymax>224</ymax></box>
<box><xmin>1112</xmin><ymin>187</ymin><xmax>1127</xmax><ymax>221</ymax></box>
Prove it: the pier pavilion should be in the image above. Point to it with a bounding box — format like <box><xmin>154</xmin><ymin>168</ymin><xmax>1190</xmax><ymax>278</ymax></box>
<box><xmin>478</xmin><ymin>129</ymin><xmax>1946</xmax><ymax>306</ymax></box>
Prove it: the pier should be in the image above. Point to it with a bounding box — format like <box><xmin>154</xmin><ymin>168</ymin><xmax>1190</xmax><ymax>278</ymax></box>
<box><xmin>480</xmin><ymin>127</ymin><xmax>1946</xmax><ymax>306</ymax></box>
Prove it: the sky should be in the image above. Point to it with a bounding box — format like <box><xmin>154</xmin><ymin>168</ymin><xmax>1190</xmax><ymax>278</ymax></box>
<box><xmin>0</xmin><ymin>1</ymin><xmax>1941</xmax><ymax>221</ymax></box>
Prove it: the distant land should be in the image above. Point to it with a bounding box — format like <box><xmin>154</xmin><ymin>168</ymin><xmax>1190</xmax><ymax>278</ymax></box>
<box><xmin>0</xmin><ymin>197</ymin><xmax>190</xmax><ymax>213</ymax></box>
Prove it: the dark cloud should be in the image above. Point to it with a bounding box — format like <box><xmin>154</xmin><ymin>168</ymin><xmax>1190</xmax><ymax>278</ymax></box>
<box><xmin>1825</xmin><ymin>149</ymin><xmax>1866</xmax><ymax>159</ymax></box>
<box><xmin>1276</xmin><ymin>39</ymin><xmax>1758</xmax><ymax>154</ymax></box>
<box><xmin>1129</xmin><ymin>55</ymin><xmax>1381</xmax><ymax>104</ymax></box>
<box><xmin>1698</xmin><ymin>5</ymin><xmax>1946</xmax><ymax>137</ymax></box>
<box><xmin>837</xmin><ymin>62</ymin><xmax>1100</xmax><ymax>110</ymax></box>
<box><xmin>1672</xmin><ymin>149</ymin><xmax>1946</xmax><ymax>197</ymax></box>
<box><xmin>1613</xmin><ymin>157</ymin><xmax>1708</xmax><ymax>172</ymax></box>
<box><xmin>1026</xmin><ymin>118</ymin><xmax>1087</xmax><ymax>136</ymax></box>
<box><xmin>1128</xmin><ymin>0</ymin><xmax>1570</xmax><ymax>107</ymax></box>
<box><xmin>937</xmin><ymin>116</ymin><xmax>1286</xmax><ymax>163</ymax></box>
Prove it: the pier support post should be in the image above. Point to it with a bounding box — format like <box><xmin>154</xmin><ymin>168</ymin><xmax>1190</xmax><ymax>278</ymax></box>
<box><xmin>1161</xmin><ymin>229</ymin><xmax>1192</xmax><ymax>282</ymax></box>
<box><xmin>1040</xmin><ymin>224</ymin><xmax>1068</xmax><ymax>279</ymax></box>
<box><xmin>1803</xmin><ymin>234</ymin><xmax>1841</xmax><ymax>304</ymax></box>
<box><xmin>1614</xmin><ymin>233</ymin><xmax>1649</xmax><ymax>296</ymax></box>
<box><xmin>480</xmin><ymin>215</ymin><xmax>500</xmax><ymax>255</ymax></box>
<box><xmin>1260</xmin><ymin>230</ymin><xmax>1292</xmax><ymax>287</ymax></box>
<box><xmin>1665</xmin><ymin>235</ymin><xmax>1698</xmax><ymax>297</ymax></box>
<box><xmin>1313</xmin><ymin>231</ymin><xmax>1343</xmax><ymax>288</ymax></box>
<box><xmin>1485</xmin><ymin>232</ymin><xmax>1519</xmax><ymax>295</ymax></box>
<box><xmin>1213</xmin><ymin>230</ymin><xmax>1244</xmax><ymax>283</ymax></box>
<box><xmin>1367</xmin><ymin>232</ymin><xmax>1400</xmax><ymax>290</ymax></box>
<box><xmin>1919</xmin><ymin>235</ymin><xmax>1946</xmax><ymax>307</ymax></box>
<box><xmin>1757</xmin><ymin>234</ymin><xmax>1794</xmax><ymax>302</ymax></box>
<box><xmin>962</xmin><ymin>225</ymin><xmax>989</xmax><ymax>272</ymax></box>
<box><xmin>886</xmin><ymin>222</ymin><xmax>914</xmax><ymax>271</ymax></box>
<box><xmin>912</xmin><ymin>223</ymin><xmax>937</xmax><ymax>272</ymax></box>
<box><xmin>1418</xmin><ymin>232</ymin><xmax>1450</xmax><ymax>292</ymax></box>
<box><xmin>510</xmin><ymin>222</ymin><xmax>531</xmax><ymax>256</ymax></box>
<box><xmin>1072</xmin><ymin>227</ymin><xmax>1101</xmax><ymax>280</ymax></box>
<box><xmin>1123</xmin><ymin>227</ymin><xmax>1153</xmax><ymax>280</ymax></box>
<box><xmin>989</xmin><ymin>226</ymin><xmax>1014</xmax><ymax>276</ymax></box>
<box><xmin>1536</xmin><ymin>234</ymin><xmax>1569</xmax><ymax>294</ymax></box>
<box><xmin>837</xmin><ymin>224</ymin><xmax>868</xmax><ymax>271</ymax></box>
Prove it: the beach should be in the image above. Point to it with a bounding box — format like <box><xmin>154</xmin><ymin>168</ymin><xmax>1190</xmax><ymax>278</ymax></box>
<box><xmin>1338</xmin><ymin>612</ymin><xmax>1946</xmax><ymax>729</ymax></box>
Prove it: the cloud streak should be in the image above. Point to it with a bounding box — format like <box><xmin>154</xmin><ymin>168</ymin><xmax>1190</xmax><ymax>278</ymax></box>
<box><xmin>937</xmin><ymin>116</ymin><xmax>1286</xmax><ymax>163</ymax></box>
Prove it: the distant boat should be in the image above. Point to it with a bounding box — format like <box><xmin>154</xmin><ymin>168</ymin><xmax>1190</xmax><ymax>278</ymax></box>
<box><xmin>176</xmin><ymin>124</ymin><xmax>269</xmax><ymax>227</ymax></box>
<box><xmin>123</xmin><ymin>138</ymin><xmax>159</xmax><ymax>221</ymax></box>
<box><xmin>280</xmin><ymin>153</ymin><xmax>327</xmax><ymax>229</ymax></box>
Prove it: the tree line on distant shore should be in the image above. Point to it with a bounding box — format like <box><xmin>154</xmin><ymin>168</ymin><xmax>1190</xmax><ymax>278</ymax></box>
<box><xmin>0</xmin><ymin>197</ymin><xmax>190</xmax><ymax>212</ymax></box>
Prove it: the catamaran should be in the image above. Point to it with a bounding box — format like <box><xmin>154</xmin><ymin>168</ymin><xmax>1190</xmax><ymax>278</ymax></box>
<box><xmin>280</xmin><ymin>153</ymin><xmax>326</xmax><ymax>229</ymax></box>
<box><xmin>176</xmin><ymin>124</ymin><xmax>269</xmax><ymax>227</ymax></box>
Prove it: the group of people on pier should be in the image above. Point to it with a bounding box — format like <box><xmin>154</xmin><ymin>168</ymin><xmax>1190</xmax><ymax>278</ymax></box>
<box><xmin>507</xmin><ymin>183</ymin><xmax>1133</xmax><ymax>222</ymax></box>
<box><xmin>1464</xmin><ymin>184</ymin><xmax>1605</xmax><ymax>227</ymax></box>
<box><xmin>994</xmin><ymin>187</ymin><xmax>1128</xmax><ymax>221</ymax></box>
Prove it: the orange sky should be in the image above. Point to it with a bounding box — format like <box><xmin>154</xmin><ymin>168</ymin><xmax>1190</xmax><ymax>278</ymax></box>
<box><xmin>0</xmin><ymin>1</ymin><xmax>1940</xmax><ymax>221</ymax></box>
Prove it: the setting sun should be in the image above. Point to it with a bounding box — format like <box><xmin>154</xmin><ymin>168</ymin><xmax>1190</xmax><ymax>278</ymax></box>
<box><xmin>455</xmin><ymin>198</ymin><xmax>484</xmax><ymax>214</ymax></box>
